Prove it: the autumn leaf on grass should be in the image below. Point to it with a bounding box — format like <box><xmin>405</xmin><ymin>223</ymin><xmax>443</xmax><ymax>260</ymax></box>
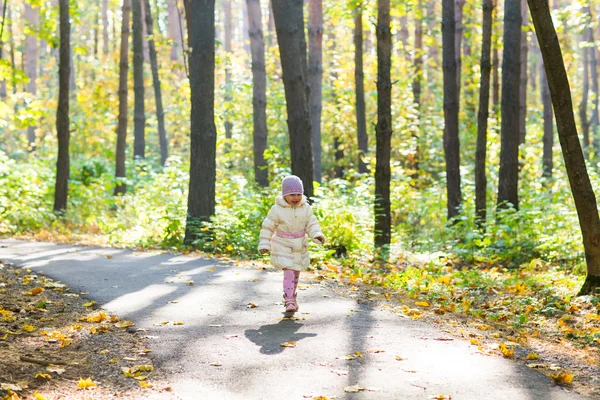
<box><xmin>139</xmin><ymin>381</ymin><xmax>153</xmax><ymax>388</ymax></box>
<box><xmin>82</xmin><ymin>301</ymin><xmax>96</xmax><ymax>308</ymax></box>
<box><xmin>474</xmin><ymin>323</ymin><xmax>491</xmax><ymax>331</ymax></box>
<box><xmin>498</xmin><ymin>344</ymin><xmax>514</xmax><ymax>358</ymax></box>
<box><xmin>22</xmin><ymin>324</ymin><xmax>36</xmax><ymax>333</ymax></box>
<box><xmin>4</xmin><ymin>391</ymin><xmax>21</xmax><ymax>400</ymax></box>
<box><xmin>34</xmin><ymin>373</ymin><xmax>51</xmax><ymax>380</ymax></box>
<box><xmin>77</xmin><ymin>377</ymin><xmax>97</xmax><ymax>389</ymax></box>
<box><xmin>550</xmin><ymin>372</ymin><xmax>574</xmax><ymax>384</ymax></box>
<box><xmin>526</xmin><ymin>353</ymin><xmax>540</xmax><ymax>360</ymax></box>
<box><xmin>110</xmin><ymin>315</ymin><xmax>119</xmax><ymax>323</ymax></box>
<box><xmin>33</xmin><ymin>391</ymin><xmax>47</xmax><ymax>400</ymax></box>
<box><xmin>59</xmin><ymin>339</ymin><xmax>72</xmax><ymax>348</ymax></box>
<box><xmin>470</xmin><ymin>338</ymin><xmax>480</xmax><ymax>346</ymax></box>
<box><xmin>415</xmin><ymin>301</ymin><xmax>430</xmax><ymax>308</ymax></box>
<box><xmin>25</xmin><ymin>287</ymin><xmax>44</xmax><ymax>296</ymax></box>
<box><xmin>280</xmin><ymin>341</ymin><xmax>297</xmax><ymax>348</ymax></box>
<box><xmin>1</xmin><ymin>383</ymin><xmax>23</xmax><ymax>391</ymax></box>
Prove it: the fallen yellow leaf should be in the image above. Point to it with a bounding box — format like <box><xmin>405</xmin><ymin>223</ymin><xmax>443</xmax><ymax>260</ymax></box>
<box><xmin>470</xmin><ymin>338</ymin><xmax>480</xmax><ymax>346</ymax></box>
<box><xmin>550</xmin><ymin>372</ymin><xmax>573</xmax><ymax>384</ymax></box>
<box><xmin>26</xmin><ymin>287</ymin><xmax>44</xmax><ymax>296</ymax></box>
<box><xmin>22</xmin><ymin>324</ymin><xmax>36</xmax><ymax>333</ymax></box>
<box><xmin>415</xmin><ymin>301</ymin><xmax>430</xmax><ymax>307</ymax></box>
<box><xmin>77</xmin><ymin>377</ymin><xmax>97</xmax><ymax>389</ymax></box>
<box><xmin>395</xmin><ymin>356</ymin><xmax>404</xmax><ymax>361</ymax></box>
<box><xmin>46</xmin><ymin>366</ymin><xmax>65</xmax><ymax>375</ymax></box>
<box><xmin>499</xmin><ymin>344</ymin><xmax>514</xmax><ymax>358</ymax></box>
<box><xmin>109</xmin><ymin>357</ymin><xmax>118</xmax><ymax>364</ymax></box>
<box><xmin>115</xmin><ymin>320</ymin><xmax>134</xmax><ymax>328</ymax></box>
<box><xmin>33</xmin><ymin>391</ymin><xmax>47</xmax><ymax>400</ymax></box>
<box><xmin>209</xmin><ymin>362</ymin><xmax>223</xmax><ymax>366</ymax></box>
<box><xmin>59</xmin><ymin>339</ymin><xmax>73</xmax><ymax>348</ymax></box>
<box><xmin>34</xmin><ymin>373</ymin><xmax>51</xmax><ymax>380</ymax></box>
<box><xmin>280</xmin><ymin>341</ymin><xmax>297</xmax><ymax>348</ymax></box>
<box><xmin>174</xmin><ymin>321</ymin><xmax>184</xmax><ymax>325</ymax></box>
<box><xmin>526</xmin><ymin>353</ymin><xmax>539</xmax><ymax>360</ymax></box>
<box><xmin>82</xmin><ymin>301</ymin><xmax>96</xmax><ymax>308</ymax></box>
<box><xmin>139</xmin><ymin>381</ymin><xmax>153</xmax><ymax>388</ymax></box>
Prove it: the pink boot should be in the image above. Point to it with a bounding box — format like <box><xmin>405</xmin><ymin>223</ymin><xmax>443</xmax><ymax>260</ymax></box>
<box><xmin>283</xmin><ymin>294</ymin><xmax>298</xmax><ymax>312</ymax></box>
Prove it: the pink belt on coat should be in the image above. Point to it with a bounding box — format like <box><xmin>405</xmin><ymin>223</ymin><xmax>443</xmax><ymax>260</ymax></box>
<box><xmin>275</xmin><ymin>230</ymin><xmax>306</xmax><ymax>239</ymax></box>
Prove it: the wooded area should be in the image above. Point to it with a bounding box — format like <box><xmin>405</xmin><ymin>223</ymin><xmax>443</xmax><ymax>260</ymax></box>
<box><xmin>3</xmin><ymin>0</ymin><xmax>600</xmax><ymax>297</ymax></box>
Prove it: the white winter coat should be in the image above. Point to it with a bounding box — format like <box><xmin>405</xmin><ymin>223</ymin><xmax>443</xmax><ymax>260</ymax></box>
<box><xmin>257</xmin><ymin>195</ymin><xmax>325</xmax><ymax>271</ymax></box>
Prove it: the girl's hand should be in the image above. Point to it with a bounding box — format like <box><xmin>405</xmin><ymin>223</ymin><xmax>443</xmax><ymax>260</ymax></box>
<box><xmin>259</xmin><ymin>249</ymin><xmax>270</xmax><ymax>255</ymax></box>
<box><xmin>314</xmin><ymin>235</ymin><xmax>325</xmax><ymax>245</ymax></box>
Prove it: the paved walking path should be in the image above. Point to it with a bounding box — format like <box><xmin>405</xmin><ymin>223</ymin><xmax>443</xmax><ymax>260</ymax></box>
<box><xmin>0</xmin><ymin>239</ymin><xmax>588</xmax><ymax>399</ymax></box>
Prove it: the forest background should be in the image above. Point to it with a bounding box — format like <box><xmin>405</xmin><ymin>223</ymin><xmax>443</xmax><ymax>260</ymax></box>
<box><xmin>2</xmin><ymin>0</ymin><xmax>600</xmax><ymax>368</ymax></box>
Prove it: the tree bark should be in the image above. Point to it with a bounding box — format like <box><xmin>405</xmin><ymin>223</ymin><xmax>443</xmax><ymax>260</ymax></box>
<box><xmin>25</xmin><ymin>2</ymin><xmax>39</xmax><ymax>151</ymax></box>
<box><xmin>7</xmin><ymin>3</ymin><xmax>15</xmax><ymax>97</ymax></box>
<box><xmin>354</xmin><ymin>7</ymin><xmax>368</xmax><ymax>174</ymax></box>
<box><xmin>143</xmin><ymin>0</ymin><xmax>168</xmax><ymax>165</ymax></box>
<box><xmin>492</xmin><ymin>0</ymin><xmax>500</xmax><ymax>112</ymax></box>
<box><xmin>374</xmin><ymin>0</ymin><xmax>392</xmax><ymax>248</ymax></box>
<box><xmin>497</xmin><ymin>0</ymin><xmax>521</xmax><ymax>211</ymax></box>
<box><xmin>132</xmin><ymin>0</ymin><xmax>145</xmax><ymax>159</ymax></box>
<box><xmin>442</xmin><ymin>0</ymin><xmax>462</xmax><ymax>220</ymax></box>
<box><xmin>412</xmin><ymin>1</ymin><xmax>423</xmax><ymax>108</ymax></box>
<box><xmin>271</xmin><ymin>0</ymin><xmax>314</xmax><ymax>199</ymax></box>
<box><xmin>246</xmin><ymin>0</ymin><xmax>268</xmax><ymax>187</ymax></box>
<box><xmin>224</xmin><ymin>0</ymin><xmax>233</xmax><ymax>141</ymax></box>
<box><xmin>476</xmin><ymin>0</ymin><xmax>494</xmax><ymax>227</ymax></box>
<box><xmin>102</xmin><ymin>0</ymin><xmax>109</xmax><ymax>55</ymax></box>
<box><xmin>541</xmin><ymin>56</ymin><xmax>553</xmax><ymax>178</ymax></box>
<box><xmin>54</xmin><ymin>0</ymin><xmax>70</xmax><ymax>213</ymax></box>
<box><xmin>114</xmin><ymin>0</ymin><xmax>131</xmax><ymax>196</ymax></box>
<box><xmin>398</xmin><ymin>14</ymin><xmax>409</xmax><ymax>57</ymax></box>
<box><xmin>528</xmin><ymin>0</ymin><xmax>600</xmax><ymax>295</ymax></box>
<box><xmin>308</xmin><ymin>0</ymin><xmax>323</xmax><ymax>183</ymax></box>
<box><xmin>518</xmin><ymin>0</ymin><xmax>528</xmax><ymax>144</ymax></box>
<box><xmin>330</xmin><ymin>34</ymin><xmax>343</xmax><ymax>178</ymax></box>
<box><xmin>167</xmin><ymin>0</ymin><xmax>183</xmax><ymax>61</ymax></box>
<box><xmin>184</xmin><ymin>0</ymin><xmax>217</xmax><ymax>245</ymax></box>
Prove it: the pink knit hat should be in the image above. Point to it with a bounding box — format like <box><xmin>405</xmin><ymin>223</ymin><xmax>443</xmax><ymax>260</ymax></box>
<box><xmin>281</xmin><ymin>175</ymin><xmax>304</xmax><ymax>196</ymax></box>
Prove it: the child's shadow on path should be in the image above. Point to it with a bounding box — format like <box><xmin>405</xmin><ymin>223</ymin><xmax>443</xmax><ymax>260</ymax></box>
<box><xmin>245</xmin><ymin>320</ymin><xmax>317</xmax><ymax>355</ymax></box>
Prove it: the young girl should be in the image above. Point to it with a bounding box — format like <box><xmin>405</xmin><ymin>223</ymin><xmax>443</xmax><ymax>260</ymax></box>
<box><xmin>258</xmin><ymin>175</ymin><xmax>325</xmax><ymax>313</ymax></box>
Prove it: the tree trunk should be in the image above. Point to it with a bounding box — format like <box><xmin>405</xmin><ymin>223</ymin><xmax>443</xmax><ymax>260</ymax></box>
<box><xmin>330</xmin><ymin>34</ymin><xmax>343</xmax><ymax>178</ymax></box>
<box><xmin>143</xmin><ymin>0</ymin><xmax>168</xmax><ymax>165</ymax></box>
<box><xmin>25</xmin><ymin>2</ymin><xmax>39</xmax><ymax>151</ymax></box>
<box><xmin>184</xmin><ymin>0</ymin><xmax>217</xmax><ymax>245</ymax></box>
<box><xmin>267</xmin><ymin>1</ymin><xmax>275</xmax><ymax>47</ymax></box>
<box><xmin>114</xmin><ymin>0</ymin><xmax>131</xmax><ymax>196</ymax></box>
<box><xmin>354</xmin><ymin>7</ymin><xmax>368</xmax><ymax>174</ymax></box>
<box><xmin>426</xmin><ymin>1</ymin><xmax>439</xmax><ymax>67</ymax></box>
<box><xmin>0</xmin><ymin>0</ymin><xmax>7</xmax><ymax>99</ymax></box>
<box><xmin>397</xmin><ymin>14</ymin><xmax>409</xmax><ymax>57</ymax></box>
<box><xmin>132</xmin><ymin>0</ymin><xmax>145</xmax><ymax>159</ymax></box>
<box><xmin>93</xmin><ymin>4</ymin><xmax>99</xmax><ymax>59</ymax></box>
<box><xmin>497</xmin><ymin>0</ymin><xmax>521</xmax><ymax>211</ymax></box>
<box><xmin>308</xmin><ymin>0</ymin><xmax>323</xmax><ymax>183</ymax></box>
<box><xmin>518</xmin><ymin>0</ymin><xmax>528</xmax><ymax>144</ymax></box>
<box><xmin>241</xmin><ymin>0</ymin><xmax>250</xmax><ymax>55</ymax></box>
<box><xmin>455</xmin><ymin>0</ymin><xmax>465</xmax><ymax>99</ymax></box>
<box><xmin>167</xmin><ymin>0</ymin><xmax>183</xmax><ymax>61</ymax></box>
<box><xmin>528</xmin><ymin>0</ymin><xmax>600</xmax><ymax>295</ymax></box>
<box><xmin>271</xmin><ymin>0</ymin><xmax>314</xmax><ymax>199</ymax></box>
<box><xmin>102</xmin><ymin>0</ymin><xmax>109</xmax><ymax>55</ymax></box>
<box><xmin>246</xmin><ymin>0</ymin><xmax>268</xmax><ymax>187</ymax></box>
<box><xmin>224</xmin><ymin>0</ymin><xmax>233</xmax><ymax>141</ymax></box>
<box><xmin>54</xmin><ymin>0</ymin><xmax>70</xmax><ymax>213</ymax></box>
<box><xmin>492</xmin><ymin>0</ymin><xmax>500</xmax><ymax>112</ymax></box>
<box><xmin>442</xmin><ymin>0</ymin><xmax>462</xmax><ymax>220</ymax></box>
<box><xmin>541</xmin><ymin>56</ymin><xmax>553</xmax><ymax>178</ymax></box>
<box><xmin>412</xmin><ymin>2</ymin><xmax>423</xmax><ymax>108</ymax></box>
<box><xmin>374</xmin><ymin>0</ymin><xmax>392</xmax><ymax>248</ymax></box>
<box><xmin>476</xmin><ymin>0</ymin><xmax>494</xmax><ymax>227</ymax></box>
<box><xmin>8</xmin><ymin>3</ymin><xmax>16</xmax><ymax>97</ymax></box>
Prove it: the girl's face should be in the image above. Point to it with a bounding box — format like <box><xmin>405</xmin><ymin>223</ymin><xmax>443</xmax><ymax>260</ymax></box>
<box><xmin>284</xmin><ymin>193</ymin><xmax>302</xmax><ymax>206</ymax></box>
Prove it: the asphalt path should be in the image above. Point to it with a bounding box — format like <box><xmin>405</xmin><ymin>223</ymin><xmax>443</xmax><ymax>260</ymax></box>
<box><xmin>0</xmin><ymin>239</ymin><xmax>588</xmax><ymax>400</ymax></box>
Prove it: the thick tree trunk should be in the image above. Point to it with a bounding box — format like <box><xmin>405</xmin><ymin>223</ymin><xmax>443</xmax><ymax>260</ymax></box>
<box><xmin>132</xmin><ymin>0</ymin><xmax>145</xmax><ymax>159</ymax></box>
<box><xmin>184</xmin><ymin>0</ymin><xmax>217</xmax><ymax>245</ymax></box>
<box><xmin>354</xmin><ymin>8</ymin><xmax>368</xmax><ymax>174</ymax></box>
<box><xmin>143</xmin><ymin>0</ymin><xmax>168</xmax><ymax>165</ymax></box>
<box><xmin>54</xmin><ymin>0</ymin><xmax>70</xmax><ymax>213</ymax></box>
<box><xmin>271</xmin><ymin>0</ymin><xmax>314</xmax><ymax>199</ymax></box>
<box><xmin>246</xmin><ymin>0</ymin><xmax>268</xmax><ymax>187</ymax></box>
<box><xmin>518</xmin><ymin>0</ymin><xmax>528</xmax><ymax>144</ymax></box>
<box><xmin>114</xmin><ymin>0</ymin><xmax>131</xmax><ymax>196</ymax></box>
<box><xmin>224</xmin><ymin>0</ymin><xmax>233</xmax><ymax>141</ymax></box>
<box><xmin>442</xmin><ymin>0</ymin><xmax>462</xmax><ymax>220</ymax></box>
<box><xmin>308</xmin><ymin>0</ymin><xmax>323</xmax><ymax>183</ymax></box>
<box><xmin>528</xmin><ymin>0</ymin><xmax>600</xmax><ymax>295</ymax></box>
<box><xmin>374</xmin><ymin>0</ymin><xmax>392</xmax><ymax>248</ymax></box>
<box><xmin>167</xmin><ymin>0</ymin><xmax>183</xmax><ymax>61</ymax></box>
<box><xmin>497</xmin><ymin>0</ymin><xmax>521</xmax><ymax>211</ymax></box>
<box><xmin>476</xmin><ymin>0</ymin><xmax>494</xmax><ymax>227</ymax></box>
<box><xmin>541</xmin><ymin>57</ymin><xmax>553</xmax><ymax>178</ymax></box>
<box><xmin>102</xmin><ymin>0</ymin><xmax>109</xmax><ymax>55</ymax></box>
<box><xmin>25</xmin><ymin>2</ymin><xmax>39</xmax><ymax>151</ymax></box>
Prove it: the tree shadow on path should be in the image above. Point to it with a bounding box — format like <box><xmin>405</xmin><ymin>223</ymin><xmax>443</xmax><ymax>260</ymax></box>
<box><xmin>245</xmin><ymin>319</ymin><xmax>317</xmax><ymax>355</ymax></box>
